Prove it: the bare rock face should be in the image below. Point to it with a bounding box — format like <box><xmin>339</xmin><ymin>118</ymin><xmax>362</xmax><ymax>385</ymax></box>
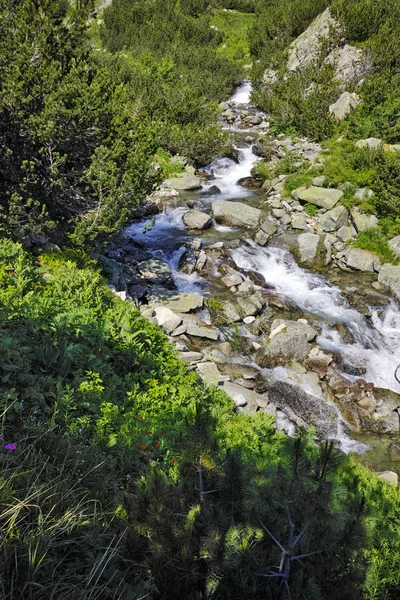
<box><xmin>287</xmin><ymin>9</ymin><xmax>338</xmax><ymax>73</ymax></box>
<box><xmin>329</xmin><ymin>92</ymin><xmax>361</xmax><ymax>121</ymax></box>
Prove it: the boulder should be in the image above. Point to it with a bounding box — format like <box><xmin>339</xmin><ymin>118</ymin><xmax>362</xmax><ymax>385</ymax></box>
<box><xmin>164</xmin><ymin>293</ymin><xmax>203</xmax><ymax>313</ymax></box>
<box><xmin>183</xmin><ymin>210</ymin><xmax>212</xmax><ymax>230</ymax></box>
<box><xmin>287</xmin><ymin>9</ymin><xmax>338</xmax><ymax>72</ymax></box>
<box><xmin>179</xmin><ymin>351</ymin><xmax>204</xmax><ymax>364</ymax></box>
<box><xmin>154</xmin><ymin>307</ymin><xmax>183</xmax><ymax>334</ymax></box>
<box><xmin>276</xmin><ymin>232</ymin><xmax>331</xmax><ymax>268</ymax></box>
<box><xmin>256</xmin><ymin>319</ymin><xmax>317</xmax><ymax>368</ymax></box>
<box><xmin>376</xmin><ymin>471</ymin><xmax>399</xmax><ymax>486</ymax></box>
<box><xmin>320</xmin><ymin>205</ymin><xmax>348</xmax><ymax>231</ymax></box>
<box><xmin>355</xmin><ymin>137</ymin><xmax>382</xmax><ymax>150</ymax></box>
<box><xmin>336</xmin><ymin>225</ymin><xmax>357</xmax><ymax>242</ymax></box>
<box><xmin>329</xmin><ymin>92</ymin><xmax>361</xmax><ymax>121</ymax></box>
<box><xmin>196</xmin><ymin>362</ymin><xmax>222</xmax><ymax>386</ymax></box>
<box><xmin>268</xmin><ymin>380</ymin><xmax>339</xmax><ymax>440</ymax></box>
<box><xmin>291</xmin><ymin>214</ymin><xmax>309</xmax><ymax>230</ymax></box>
<box><xmin>378</xmin><ymin>264</ymin><xmax>400</xmax><ymax>297</ymax></box>
<box><xmin>221</xmin><ymin>381</ymin><xmax>275</xmax><ymax>415</ymax></box>
<box><xmin>237</xmin><ymin>177</ymin><xmax>263</xmax><ymax>189</ymax></box>
<box><xmin>212</xmin><ymin>199</ymin><xmax>262</xmax><ymax>229</ymax></box>
<box><xmin>294</xmin><ymin>186</ymin><xmax>343</xmax><ymax>210</ymax></box>
<box><xmin>345</xmin><ymin>248</ymin><xmax>380</xmax><ymax>272</ymax></box>
<box><xmin>352</xmin><ymin>211</ymin><xmax>379</xmax><ymax>232</ymax></box>
<box><xmin>327</xmin><ymin>45</ymin><xmax>366</xmax><ymax>86</ymax></box>
<box><xmin>312</xmin><ymin>176</ymin><xmax>327</xmax><ymax>187</ymax></box>
<box><xmin>388</xmin><ymin>235</ymin><xmax>400</xmax><ymax>259</ymax></box>
<box><xmin>138</xmin><ymin>259</ymin><xmax>172</xmax><ymax>285</ymax></box>
<box><xmin>163</xmin><ymin>167</ymin><xmax>202</xmax><ymax>191</ymax></box>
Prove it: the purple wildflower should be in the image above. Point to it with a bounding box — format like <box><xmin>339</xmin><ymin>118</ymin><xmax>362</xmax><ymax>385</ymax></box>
<box><xmin>4</xmin><ymin>444</ymin><xmax>17</xmax><ymax>450</ymax></box>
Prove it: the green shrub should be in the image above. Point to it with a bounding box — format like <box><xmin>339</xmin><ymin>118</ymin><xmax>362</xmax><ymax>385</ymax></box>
<box><xmin>353</xmin><ymin>228</ymin><xmax>396</xmax><ymax>263</ymax></box>
<box><xmin>304</xmin><ymin>203</ymin><xmax>319</xmax><ymax>217</ymax></box>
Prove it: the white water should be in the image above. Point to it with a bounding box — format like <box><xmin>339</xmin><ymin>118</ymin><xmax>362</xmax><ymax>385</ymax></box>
<box><xmin>232</xmin><ymin>241</ymin><xmax>400</xmax><ymax>393</ymax></box>
<box><xmin>201</xmin><ymin>146</ymin><xmax>259</xmax><ymax>201</ymax></box>
<box><xmin>231</xmin><ymin>80</ymin><xmax>252</xmax><ymax>105</ymax></box>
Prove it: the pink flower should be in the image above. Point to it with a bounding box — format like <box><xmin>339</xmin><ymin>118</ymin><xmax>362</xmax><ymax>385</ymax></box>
<box><xmin>4</xmin><ymin>444</ymin><xmax>16</xmax><ymax>450</ymax></box>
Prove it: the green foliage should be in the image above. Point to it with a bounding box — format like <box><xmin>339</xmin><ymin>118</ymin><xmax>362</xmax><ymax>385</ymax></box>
<box><xmin>0</xmin><ymin>0</ymin><xmax>160</xmax><ymax>249</ymax></box>
<box><xmin>353</xmin><ymin>229</ymin><xmax>396</xmax><ymax>263</ymax></box>
<box><xmin>304</xmin><ymin>203</ymin><xmax>319</xmax><ymax>217</ymax></box>
<box><xmin>210</xmin><ymin>8</ymin><xmax>256</xmax><ymax>67</ymax></box>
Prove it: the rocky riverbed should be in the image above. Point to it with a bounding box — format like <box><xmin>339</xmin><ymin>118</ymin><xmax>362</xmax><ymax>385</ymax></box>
<box><xmin>99</xmin><ymin>81</ymin><xmax>400</xmax><ymax>482</ymax></box>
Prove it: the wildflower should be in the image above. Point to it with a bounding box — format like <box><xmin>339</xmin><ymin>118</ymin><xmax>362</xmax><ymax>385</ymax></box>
<box><xmin>131</xmin><ymin>432</ymin><xmax>135</xmax><ymax>436</ymax></box>
<box><xmin>146</xmin><ymin>430</ymin><xmax>151</xmax><ymax>434</ymax></box>
<box><xmin>173</xmin><ymin>459</ymin><xmax>178</xmax><ymax>465</ymax></box>
<box><xmin>34</xmin><ymin>284</ymin><xmax>38</xmax><ymax>289</ymax></box>
<box><xmin>140</xmin><ymin>445</ymin><xmax>146</xmax><ymax>450</ymax></box>
<box><xmin>159</xmin><ymin>431</ymin><xmax>163</xmax><ymax>435</ymax></box>
<box><xmin>154</xmin><ymin>443</ymin><xmax>160</xmax><ymax>448</ymax></box>
<box><xmin>4</xmin><ymin>444</ymin><xmax>16</xmax><ymax>450</ymax></box>
<box><xmin>139</xmin><ymin>417</ymin><xmax>143</xmax><ymax>421</ymax></box>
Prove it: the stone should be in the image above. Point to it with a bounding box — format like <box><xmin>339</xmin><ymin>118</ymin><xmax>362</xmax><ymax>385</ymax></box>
<box><xmin>376</xmin><ymin>471</ymin><xmax>399</xmax><ymax>486</ymax></box>
<box><xmin>270</xmin><ymin>323</ymin><xmax>287</xmax><ymax>339</ymax></box>
<box><xmin>336</xmin><ymin>225</ymin><xmax>357</xmax><ymax>242</ymax></box>
<box><xmin>243</xmin><ymin>316</ymin><xmax>256</xmax><ymax>325</ymax></box>
<box><xmin>327</xmin><ymin>44</ymin><xmax>366</xmax><ymax>86</ymax></box>
<box><xmin>355</xmin><ymin>137</ymin><xmax>382</xmax><ymax>150</ymax></box>
<box><xmin>138</xmin><ymin>259</ymin><xmax>172</xmax><ymax>285</ymax></box>
<box><xmin>294</xmin><ymin>186</ymin><xmax>344</xmax><ymax>210</ymax></box>
<box><xmin>196</xmin><ymin>252</ymin><xmax>208</xmax><ymax>272</ymax></box>
<box><xmin>306</xmin><ymin>347</ymin><xmax>332</xmax><ymax>375</ymax></box>
<box><xmin>345</xmin><ymin>248</ymin><xmax>380</xmax><ymax>272</ymax></box>
<box><xmin>222</xmin><ymin>272</ymin><xmax>243</xmax><ymax>288</ymax></box>
<box><xmin>212</xmin><ymin>199</ymin><xmax>262</xmax><ymax>229</ymax></box>
<box><xmin>196</xmin><ymin>362</ymin><xmax>222</xmax><ymax>386</ymax></box>
<box><xmin>237</xmin><ymin>280</ymin><xmax>254</xmax><ymax>293</ymax></box>
<box><xmin>298</xmin><ymin>232</ymin><xmax>325</xmax><ymax>266</ymax></box>
<box><xmin>256</xmin><ymin>320</ymin><xmax>317</xmax><ymax>368</ymax></box>
<box><xmin>354</xmin><ymin>188</ymin><xmax>373</xmax><ymax>201</ymax></box>
<box><xmin>114</xmin><ymin>290</ymin><xmax>128</xmax><ymax>301</ymax></box>
<box><xmin>255</xmin><ymin>230</ymin><xmax>269</xmax><ymax>246</ymax></box>
<box><xmin>378</xmin><ymin>264</ymin><xmax>400</xmax><ymax>297</ymax></box>
<box><xmin>272</xmin><ymin>208</ymin><xmax>285</xmax><ymax>218</ymax></box>
<box><xmin>287</xmin><ymin>9</ymin><xmax>339</xmax><ymax>72</ymax></box>
<box><xmin>179</xmin><ymin>351</ymin><xmax>204</xmax><ymax>364</ymax></box>
<box><xmin>260</xmin><ymin>219</ymin><xmax>278</xmax><ymax>237</ymax></box>
<box><xmin>352</xmin><ymin>211</ymin><xmax>379</xmax><ymax>232</ymax></box>
<box><xmin>182</xmin><ymin>210</ymin><xmax>212</xmax><ymax>230</ymax></box>
<box><xmin>329</xmin><ymin>92</ymin><xmax>361</xmax><ymax>121</ymax></box>
<box><xmin>154</xmin><ymin>307</ymin><xmax>183</xmax><ymax>334</ymax></box>
<box><xmin>220</xmin><ymin>381</ymin><xmax>275</xmax><ymax>416</ymax></box>
<box><xmin>320</xmin><ymin>205</ymin><xmax>348</xmax><ymax>232</ymax></box>
<box><xmin>268</xmin><ymin>380</ymin><xmax>339</xmax><ymax>440</ymax></box>
<box><xmin>164</xmin><ymin>293</ymin><xmax>203</xmax><ymax>313</ymax></box>
<box><xmin>312</xmin><ymin>176</ymin><xmax>327</xmax><ymax>187</ymax></box>
<box><xmin>388</xmin><ymin>235</ymin><xmax>400</xmax><ymax>259</ymax></box>
<box><xmin>276</xmin><ymin>232</ymin><xmax>330</xmax><ymax>268</ymax></box>
<box><xmin>291</xmin><ymin>214</ymin><xmax>309</xmax><ymax>230</ymax></box>
<box><xmin>163</xmin><ymin>167</ymin><xmax>202</xmax><ymax>191</ymax></box>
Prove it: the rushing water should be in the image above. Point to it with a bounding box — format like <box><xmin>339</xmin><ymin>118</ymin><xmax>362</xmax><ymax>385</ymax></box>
<box><xmin>126</xmin><ymin>81</ymin><xmax>400</xmax><ymax>457</ymax></box>
<box><xmin>232</xmin><ymin>241</ymin><xmax>400</xmax><ymax>394</ymax></box>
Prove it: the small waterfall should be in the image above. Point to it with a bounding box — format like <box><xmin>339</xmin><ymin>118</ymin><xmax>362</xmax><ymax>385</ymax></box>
<box><xmin>232</xmin><ymin>241</ymin><xmax>400</xmax><ymax>393</ymax></box>
<box><xmin>201</xmin><ymin>145</ymin><xmax>260</xmax><ymax>201</ymax></box>
<box><xmin>230</xmin><ymin>80</ymin><xmax>252</xmax><ymax>105</ymax></box>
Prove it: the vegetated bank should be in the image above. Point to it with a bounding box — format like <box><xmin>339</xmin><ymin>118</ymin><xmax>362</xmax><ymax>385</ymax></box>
<box><xmin>0</xmin><ymin>1</ymin><xmax>400</xmax><ymax>599</ymax></box>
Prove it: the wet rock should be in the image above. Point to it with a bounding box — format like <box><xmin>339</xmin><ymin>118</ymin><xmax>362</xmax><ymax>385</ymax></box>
<box><xmin>206</xmin><ymin>185</ymin><xmax>222</xmax><ymax>195</ymax></box>
<box><xmin>306</xmin><ymin>347</ymin><xmax>333</xmax><ymax>376</ymax></box>
<box><xmin>345</xmin><ymin>248</ymin><xmax>380</xmax><ymax>273</ymax></box>
<box><xmin>294</xmin><ymin>186</ymin><xmax>344</xmax><ymax>210</ymax></box>
<box><xmin>255</xmin><ymin>230</ymin><xmax>269</xmax><ymax>246</ymax></box>
<box><xmin>212</xmin><ymin>199</ymin><xmax>262</xmax><ymax>228</ymax></box>
<box><xmin>252</xmin><ymin>142</ymin><xmax>271</xmax><ymax>159</ymax></box>
<box><xmin>222</xmin><ymin>272</ymin><xmax>244</xmax><ymax>287</ymax></box>
<box><xmin>378</xmin><ymin>264</ymin><xmax>400</xmax><ymax>296</ymax></box>
<box><xmin>320</xmin><ymin>205</ymin><xmax>348</xmax><ymax>232</ymax></box>
<box><xmin>237</xmin><ymin>176</ymin><xmax>263</xmax><ymax>188</ymax></box>
<box><xmin>183</xmin><ymin>210</ymin><xmax>212</xmax><ymax>230</ymax></box>
<box><xmin>186</xmin><ymin>321</ymin><xmax>219</xmax><ymax>341</ymax></box>
<box><xmin>329</xmin><ymin>92</ymin><xmax>361</xmax><ymax>121</ymax></box>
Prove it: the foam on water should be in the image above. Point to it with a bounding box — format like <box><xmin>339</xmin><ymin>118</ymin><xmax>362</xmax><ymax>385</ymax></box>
<box><xmin>230</xmin><ymin>80</ymin><xmax>252</xmax><ymax>105</ymax></box>
<box><xmin>232</xmin><ymin>241</ymin><xmax>400</xmax><ymax>394</ymax></box>
<box><xmin>201</xmin><ymin>145</ymin><xmax>259</xmax><ymax>201</ymax></box>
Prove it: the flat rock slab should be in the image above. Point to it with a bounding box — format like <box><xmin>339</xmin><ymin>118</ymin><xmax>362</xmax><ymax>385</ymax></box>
<box><xmin>154</xmin><ymin>307</ymin><xmax>182</xmax><ymax>334</ymax></box>
<box><xmin>221</xmin><ymin>381</ymin><xmax>275</xmax><ymax>416</ymax></box>
<box><xmin>212</xmin><ymin>199</ymin><xmax>262</xmax><ymax>229</ymax></box>
<box><xmin>197</xmin><ymin>362</ymin><xmax>222</xmax><ymax>386</ymax></box>
<box><xmin>294</xmin><ymin>186</ymin><xmax>344</xmax><ymax>210</ymax></box>
<box><xmin>163</xmin><ymin>293</ymin><xmax>203</xmax><ymax>313</ymax></box>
